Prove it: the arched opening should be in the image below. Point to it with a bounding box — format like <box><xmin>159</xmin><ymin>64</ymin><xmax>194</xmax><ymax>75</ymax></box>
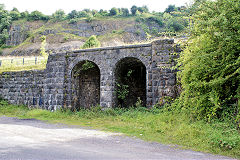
<box><xmin>115</xmin><ymin>57</ymin><xmax>146</xmax><ymax>108</ymax></box>
<box><xmin>71</xmin><ymin>60</ymin><xmax>100</xmax><ymax>110</ymax></box>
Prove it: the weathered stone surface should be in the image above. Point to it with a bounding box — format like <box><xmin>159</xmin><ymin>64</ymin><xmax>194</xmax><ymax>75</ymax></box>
<box><xmin>0</xmin><ymin>39</ymin><xmax>180</xmax><ymax>110</ymax></box>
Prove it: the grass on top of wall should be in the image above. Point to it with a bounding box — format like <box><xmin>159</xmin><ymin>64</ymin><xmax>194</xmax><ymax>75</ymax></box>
<box><xmin>0</xmin><ymin>100</ymin><xmax>239</xmax><ymax>159</ymax></box>
<box><xmin>0</xmin><ymin>56</ymin><xmax>47</xmax><ymax>73</ymax></box>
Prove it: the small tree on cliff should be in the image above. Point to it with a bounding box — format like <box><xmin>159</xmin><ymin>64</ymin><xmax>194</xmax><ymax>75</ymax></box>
<box><xmin>81</xmin><ymin>35</ymin><xmax>100</xmax><ymax>49</ymax></box>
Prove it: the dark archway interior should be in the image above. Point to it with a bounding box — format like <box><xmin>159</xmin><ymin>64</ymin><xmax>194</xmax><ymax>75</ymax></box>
<box><xmin>115</xmin><ymin>57</ymin><xmax>146</xmax><ymax>107</ymax></box>
<box><xmin>71</xmin><ymin>60</ymin><xmax>100</xmax><ymax>110</ymax></box>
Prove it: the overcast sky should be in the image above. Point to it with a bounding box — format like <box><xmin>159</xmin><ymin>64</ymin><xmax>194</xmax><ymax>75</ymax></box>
<box><xmin>1</xmin><ymin>0</ymin><xmax>193</xmax><ymax>15</ymax></box>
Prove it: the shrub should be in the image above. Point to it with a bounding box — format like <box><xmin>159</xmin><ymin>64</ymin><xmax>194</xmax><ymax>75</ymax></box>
<box><xmin>68</xmin><ymin>18</ymin><xmax>78</xmax><ymax>24</ymax></box>
<box><xmin>27</xmin><ymin>10</ymin><xmax>48</xmax><ymax>21</ymax></box>
<box><xmin>178</xmin><ymin>0</ymin><xmax>240</xmax><ymax>122</ymax></box>
<box><xmin>131</xmin><ymin>5</ymin><xmax>138</xmax><ymax>15</ymax></box>
<box><xmin>109</xmin><ymin>7</ymin><xmax>118</xmax><ymax>16</ymax></box>
<box><xmin>81</xmin><ymin>35</ymin><xmax>100</xmax><ymax>49</ymax></box>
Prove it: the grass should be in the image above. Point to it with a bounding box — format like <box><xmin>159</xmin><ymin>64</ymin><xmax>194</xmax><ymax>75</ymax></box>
<box><xmin>0</xmin><ymin>101</ymin><xmax>239</xmax><ymax>159</ymax></box>
<box><xmin>0</xmin><ymin>56</ymin><xmax>47</xmax><ymax>73</ymax></box>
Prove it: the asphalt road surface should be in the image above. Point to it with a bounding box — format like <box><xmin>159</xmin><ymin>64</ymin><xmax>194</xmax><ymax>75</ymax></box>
<box><xmin>0</xmin><ymin>116</ymin><xmax>237</xmax><ymax>160</ymax></box>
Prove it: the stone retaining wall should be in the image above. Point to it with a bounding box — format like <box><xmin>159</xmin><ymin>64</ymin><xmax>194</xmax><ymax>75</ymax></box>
<box><xmin>0</xmin><ymin>39</ymin><xmax>180</xmax><ymax>110</ymax></box>
<box><xmin>0</xmin><ymin>70</ymin><xmax>45</xmax><ymax>107</ymax></box>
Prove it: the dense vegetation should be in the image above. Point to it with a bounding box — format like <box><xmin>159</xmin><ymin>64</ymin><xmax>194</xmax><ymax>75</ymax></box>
<box><xmin>177</xmin><ymin>0</ymin><xmax>240</xmax><ymax>125</ymax></box>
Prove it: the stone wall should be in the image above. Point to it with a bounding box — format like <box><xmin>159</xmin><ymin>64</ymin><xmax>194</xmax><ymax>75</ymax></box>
<box><xmin>0</xmin><ymin>39</ymin><xmax>180</xmax><ymax>110</ymax></box>
<box><xmin>0</xmin><ymin>70</ymin><xmax>45</xmax><ymax>106</ymax></box>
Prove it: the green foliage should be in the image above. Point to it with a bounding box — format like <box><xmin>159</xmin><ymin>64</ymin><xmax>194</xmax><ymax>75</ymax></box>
<box><xmin>0</xmin><ymin>4</ymin><xmax>12</xmax><ymax>46</ymax></box>
<box><xmin>67</xmin><ymin>10</ymin><xmax>78</xmax><ymax>19</ymax></box>
<box><xmin>109</xmin><ymin>7</ymin><xmax>119</xmax><ymax>16</ymax></box>
<box><xmin>121</xmin><ymin>8</ymin><xmax>130</xmax><ymax>17</ymax></box>
<box><xmin>112</xmin><ymin>29</ymin><xmax>125</xmax><ymax>34</ymax></box>
<box><xmin>68</xmin><ymin>18</ymin><xmax>78</xmax><ymax>24</ymax></box>
<box><xmin>20</xmin><ymin>11</ymin><xmax>29</xmax><ymax>18</ymax></box>
<box><xmin>85</xmin><ymin>16</ymin><xmax>93</xmax><ymax>23</ymax></box>
<box><xmin>27</xmin><ymin>10</ymin><xmax>49</xmax><ymax>21</ymax></box>
<box><xmin>78</xmin><ymin>11</ymin><xmax>88</xmax><ymax>18</ymax></box>
<box><xmin>9</xmin><ymin>10</ymin><xmax>21</xmax><ymax>21</ymax></box>
<box><xmin>0</xmin><ymin>29</ymin><xmax>9</xmax><ymax>45</ymax></box>
<box><xmin>40</xmin><ymin>35</ymin><xmax>48</xmax><ymax>58</ymax></box>
<box><xmin>52</xmin><ymin>9</ymin><xmax>66</xmax><ymax>21</ymax></box>
<box><xmin>81</xmin><ymin>60</ymin><xmax>95</xmax><ymax>71</ymax></box>
<box><xmin>137</xmin><ymin>5</ymin><xmax>149</xmax><ymax>13</ymax></box>
<box><xmin>73</xmin><ymin>60</ymin><xmax>95</xmax><ymax>77</ymax></box>
<box><xmin>166</xmin><ymin>17</ymin><xmax>185</xmax><ymax>32</ymax></box>
<box><xmin>81</xmin><ymin>35</ymin><xmax>100</xmax><ymax>49</ymax></box>
<box><xmin>147</xmin><ymin>16</ymin><xmax>163</xmax><ymax>26</ymax></box>
<box><xmin>116</xmin><ymin>82</ymin><xmax>129</xmax><ymax>100</ymax></box>
<box><xmin>131</xmin><ymin>5</ymin><xmax>138</xmax><ymax>16</ymax></box>
<box><xmin>116</xmin><ymin>69</ymin><xmax>134</xmax><ymax>106</ymax></box>
<box><xmin>165</xmin><ymin>5</ymin><xmax>177</xmax><ymax>13</ymax></box>
<box><xmin>178</xmin><ymin>0</ymin><xmax>240</xmax><ymax>122</ymax></box>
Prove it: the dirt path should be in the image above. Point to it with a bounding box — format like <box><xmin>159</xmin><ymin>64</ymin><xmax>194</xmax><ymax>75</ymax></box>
<box><xmin>0</xmin><ymin>116</ymin><xmax>236</xmax><ymax>160</ymax></box>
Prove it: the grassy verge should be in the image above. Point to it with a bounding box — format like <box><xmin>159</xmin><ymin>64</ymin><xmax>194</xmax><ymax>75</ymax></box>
<box><xmin>0</xmin><ymin>101</ymin><xmax>239</xmax><ymax>159</ymax></box>
<box><xmin>0</xmin><ymin>56</ymin><xmax>47</xmax><ymax>73</ymax></box>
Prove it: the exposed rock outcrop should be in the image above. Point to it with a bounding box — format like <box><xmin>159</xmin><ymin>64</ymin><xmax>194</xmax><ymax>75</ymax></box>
<box><xmin>3</xmin><ymin>19</ymin><xmax>162</xmax><ymax>56</ymax></box>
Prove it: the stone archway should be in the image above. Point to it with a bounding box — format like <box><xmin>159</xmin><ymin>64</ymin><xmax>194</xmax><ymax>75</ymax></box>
<box><xmin>71</xmin><ymin>60</ymin><xmax>100</xmax><ymax>110</ymax></box>
<box><xmin>115</xmin><ymin>57</ymin><xmax>146</xmax><ymax>108</ymax></box>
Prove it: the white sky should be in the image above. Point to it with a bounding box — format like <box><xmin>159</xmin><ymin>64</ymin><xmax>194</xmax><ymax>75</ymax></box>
<box><xmin>1</xmin><ymin>0</ymin><xmax>193</xmax><ymax>15</ymax></box>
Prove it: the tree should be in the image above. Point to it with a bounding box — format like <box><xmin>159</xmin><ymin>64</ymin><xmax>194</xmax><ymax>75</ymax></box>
<box><xmin>131</xmin><ymin>5</ymin><xmax>138</xmax><ymax>15</ymax></box>
<box><xmin>67</xmin><ymin>10</ymin><xmax>78</xmax><ymax>19</ymax></box>
<box><xmin>28</xmin><ymin>10</ymin><xmax>46</xmax><ymax>21</ymax></box>
<box><xmin>166</xmin><ymin>17</ymin><xmax>184</xmax><ymax>32</ymax></box>
<box><xmin>0</xmin><ymin>4</ymin><xmax>11</xmax><ymax>46</ymax></box>
<box><xmin>78</xmin><ymin>11</ymin><xmax>88</xmax><ymax>18</ymax></box>
<box><xmin>121</xmin><ymin>8</ymin><xmax>129</xmax><ymax>17</ymax></box>
<box><xmin>91</xmin><ymin>10</ymin><xmax>98</xmax><ymax>16</ymax></box>
<box><xmin>52</xmin><ymin>9</ymin><xmax>65</xmax><ymax>21</ymax></box>
<box><xmin>165</xmin><ymin>5</ymin><xmax>177</xmax><ymax>13</ymax></box>
<box><xmin>10</xmin><ymin>10</ymin><xmax>21</xmax><ymax>20</ymax></box>
<box><xmin>81</xmin><ymin>35</ymin><xmax>100</xmax><ymax>49</ymax></box>
<box><xmin>178</xmin><ymin>0</ymin><xmax>240</xmax><ymax>121</ymax></box>
<box><xmin>137</xmin><ymin>6</ymin><xmax>149</xmax><ymax>13</ymax></box>
<box><xmin>20</xmin><ymin>11</ymin><xmax>29</xmax><ymax>18</ymax></box>
<box><xmin>99</xmin><ymin>9</ymin><xmax>108</xmax><ymax>16</ymax></box>
<box><xmin>109</xmin><ymin>7</ymin><xmax>118</xmax><ymax>16</ymax></box>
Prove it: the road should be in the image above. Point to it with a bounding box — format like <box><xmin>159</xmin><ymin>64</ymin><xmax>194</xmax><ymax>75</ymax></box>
<box><xmin>0</xmin><ymin>116</ymin><xmax>236</xmax><ymax>160</ymax></box>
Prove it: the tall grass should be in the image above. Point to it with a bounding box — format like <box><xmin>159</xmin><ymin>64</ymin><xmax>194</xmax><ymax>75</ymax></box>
<box><xmin>0</xmin><ymin>101</ymin><xmax>239</xmax><ymax>159</ymax></box>
<box><xmin>0</xmin><ymin>56</ymin><xmax>47</xmax><ymax>73</ymax></box>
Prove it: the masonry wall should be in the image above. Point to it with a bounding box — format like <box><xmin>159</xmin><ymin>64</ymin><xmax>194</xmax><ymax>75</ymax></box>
<box><xmin>43</xmin><ymin>53</ymin><xmax>66</xmax><ymax>110</ymax></box>
<box><xmin>0</xmin><ymin>39</ymin><xmax>180</xmax><ymax>110</ymax></box>
<box><xmin>0</xmin><ymin>70</ymin><xmax>45</xmax><ymax>107</ymax></box>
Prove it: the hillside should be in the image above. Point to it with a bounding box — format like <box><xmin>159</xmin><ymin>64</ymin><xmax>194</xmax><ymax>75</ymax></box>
<box><xmin>0</xmin><ymin>4</ymin><xmax>189</xmax><ymax>56</ymax></box>
<box><xmin>2</xmin><ymin>17</ymin><xmax>162</xmax><ymax>56</ymax></box>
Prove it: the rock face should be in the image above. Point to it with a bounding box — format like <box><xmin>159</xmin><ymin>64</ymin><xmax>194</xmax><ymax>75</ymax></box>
<box><xmin>6</xmin><ymin>25</ymin><xmax>28</xmax><ymax>46</ymax></box>
<box><xmin>0</xmin><ymin>39</ymin><xmax>180</xmax><ymax>110</ymax></box>
<box><xmin>3</xmin><ymin>19</ymin><xmax>163</xmax><ymax>56</ymax></box>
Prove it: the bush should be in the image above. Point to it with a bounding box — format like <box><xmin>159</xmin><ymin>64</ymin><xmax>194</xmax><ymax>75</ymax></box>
<box><xmin>9</xmin><ymin>11</ymin><xmax>21</xmax><ymax>20</ymax></box>
<box><xmin>68</xmin><ymin>18</ymin><xmax>78</xmax><ymax>24</ymax></box>
<box><xmin>27</xmin><ymin>10</ymin><xmax>48</xmax><ymax>21</ymax></box>
<box><xmin>52</xmin><ymin>9</ymin><xmax>65</xmax><ymax>21</ymax></box>
<box><xmin>81</xmin><ymin>35</ymin><xmax>100</xmax><ymax>49</ymax></box>
<box><xmin>149</xmin><ymin>16</ymin><xmax>163</xmax><ymax>26</ymax></box>
<box><xmin>178</xmin><ymin>0</ymin><xmax>240</xmax><ymax>122</ymax></box>
<box><xmin>131</xmin><ymin>5</ymin><xmax>138</xmax><ymax>15</ymax></box>
<box><xmin>109</xmin><ymin>7</ymin><xmax>118</xmax><ymax>16</ymax></box>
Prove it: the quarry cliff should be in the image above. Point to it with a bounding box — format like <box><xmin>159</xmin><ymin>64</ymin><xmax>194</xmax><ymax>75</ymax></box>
<box><xmin>2</xmin><ymin>17</ymin><xmax>162</xmax><ymax>56</ymax></box>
